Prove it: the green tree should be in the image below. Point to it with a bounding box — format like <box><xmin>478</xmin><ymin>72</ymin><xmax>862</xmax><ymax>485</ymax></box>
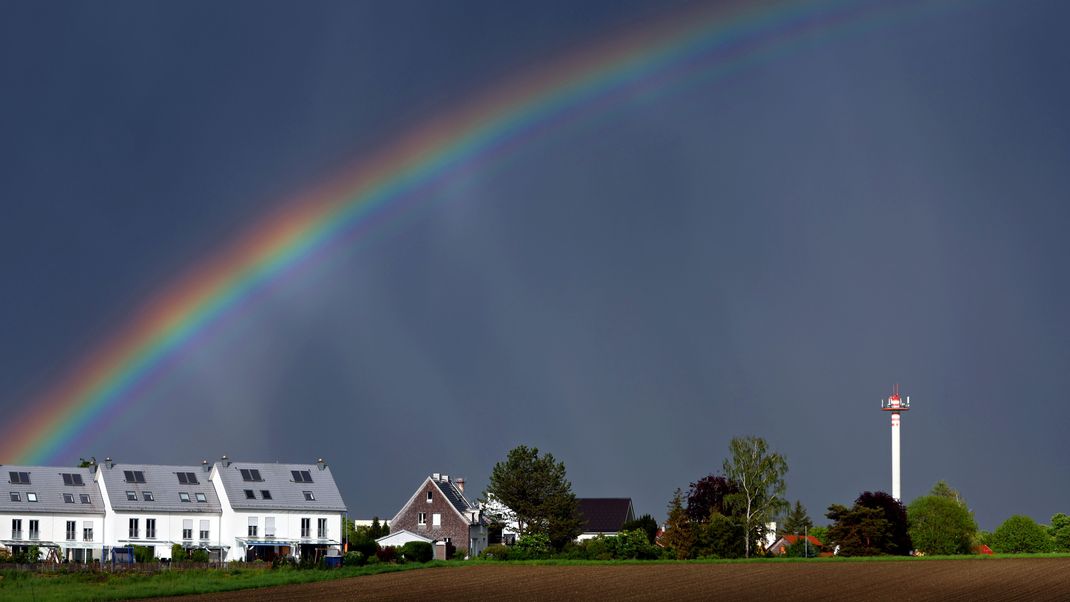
<box><xmin>930</xmin><ymin>480</ymin><xmax>965</xmax><ymax>505</ymax></box>
<box><xmin>907</xmin><ymin>494</ymin><xmax>977</xmax><ymax>555</ymax></box>
<box><xmin>855</xmin><ymin>491</ymin><xmax>911</xmax><ymax>555</ymax></box>
<box><xmin>662</xmin><ymin>489</ymin><xmax>696</xmax><ymax>559</ymax></box>
<box><xmin>78</xmin><ymin>457</ymin><xmax>95</xmax><ymax>468</ymax></box>
<box><xmin>695</xmin><ymin>512</ymin><xmax>745</xmax><ymax>558</ymax></box>
<box><xmin>809</xmin><ymin>525</ymin><xmax>829</xmax><ymax>546</ymax></box>
<box><xmin>989</xmin><ymin>515</ymin><xmax>1054</xmax><ymax>553</ymax></box>
<box><xmin>782</xmin><ymin>500</ymin><xmax>813</xmax><ymax>535</ymax></box>
<box><xmin>826</xmin><ymin>503</ymin><xmax>892</xmax><ymax>556</ymax></box>
<box><xmin>1049</xmin><ymin>513</ymin><xmax>1070</xmax><ymax>552</ymax></box>
<box><xmin>486</xmin><ymin>445</ymin><xmax>583</xmax><ymax>550</ymax></box>
<box><xmin>621</xmin><ymin>513</ymin><xmax>659</xmax><ymax>545</ymax></box>
<box><xmin>722</xmin><ymin>435</ymin><xmax>788</xmax><ymax>558</ymax></box>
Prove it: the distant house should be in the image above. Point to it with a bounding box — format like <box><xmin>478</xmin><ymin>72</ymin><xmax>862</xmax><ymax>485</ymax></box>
<box><xmin>576</xmin><ymin>498</ymin><xmax>635</xmax><ymax>541</ymax></box>
<box><xmin>375</xmin><ymin>529</ymin><xmax>432</xmax><ymax>549</ymax></box>
<box><xmin>388</xmin><ymin>473</ymin><xmax>487</xmax><ymax>558</ymax></box>
<box><xmin>769</xmin><ymin>533</ymin><xmax>823</xmax><ymax>555</ymax></box>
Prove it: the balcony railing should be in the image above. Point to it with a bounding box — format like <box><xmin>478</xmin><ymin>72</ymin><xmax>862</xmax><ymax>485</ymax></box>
<box><xmin>12</xmin><ymin>530</ymin><xmax>22</xmax><ymax>539</ymax></box>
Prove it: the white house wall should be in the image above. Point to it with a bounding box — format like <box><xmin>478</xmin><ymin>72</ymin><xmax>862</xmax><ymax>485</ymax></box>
<box><xmin>0</xmin><ymin>512</ymin><xmax>104</xmax><ymax>559</ymax></box>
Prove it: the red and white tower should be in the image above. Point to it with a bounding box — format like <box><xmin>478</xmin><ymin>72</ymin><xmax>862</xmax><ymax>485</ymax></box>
<box><xmin>881</xmin><ymin>385</ymin><xmax>910</xmax><ymax>501</ymax></box>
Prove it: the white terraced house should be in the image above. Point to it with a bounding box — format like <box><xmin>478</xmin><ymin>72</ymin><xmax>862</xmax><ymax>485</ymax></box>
<box><xmin>0</xmin><ymin>465</ymin><xmax>106</xmax><ymax>563</ymax></box>
<box><xmin>95</xmin><ymin>459</ymin><xmax>225</xmax><ymax>561</ymax></box>
<box><xmin>209</xmin><ymin>456</ymin><xmax>347</xmax><ymax>562</ymax></box>
<box><xmin>0</xmin><ymin>456</ymin><xmax>346</xmax><ymax>564</ymax></box>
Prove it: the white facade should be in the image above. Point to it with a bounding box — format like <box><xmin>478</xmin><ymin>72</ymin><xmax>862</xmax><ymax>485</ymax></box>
<box><xmin>0</xmin><ymin>512</ymin><xmax>104</xmax><ymax>561</ymax></box>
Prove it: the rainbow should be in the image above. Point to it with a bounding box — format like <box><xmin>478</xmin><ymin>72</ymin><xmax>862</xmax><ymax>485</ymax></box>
<box><xmin>1</xmin><ymin>0</ymin><xmax>944</xmax><ymax>464</ymax></box>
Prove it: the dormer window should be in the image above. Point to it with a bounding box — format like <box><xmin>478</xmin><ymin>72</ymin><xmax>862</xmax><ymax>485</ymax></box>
<box><xmin>426</xmin><ymin>491</ymin><xmax>433</xmax><ymax>503</ymax></box>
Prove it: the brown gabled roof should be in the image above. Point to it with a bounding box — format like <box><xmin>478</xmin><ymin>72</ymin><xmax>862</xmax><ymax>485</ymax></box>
<box><xmin>577</xmin><ymin>498</ymin><xmax>634</xmax><ymax>533</ymax></box>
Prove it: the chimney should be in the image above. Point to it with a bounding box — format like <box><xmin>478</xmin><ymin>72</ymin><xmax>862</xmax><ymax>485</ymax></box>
<box><xmin>432</xmin><ymin>473</ymin><xmax>440</xmax><ymax>481</ymax></box>
<box><xmin>455</xmin><ymin>478</ymin><xmax>465</xmax><ymax>492</ymax></box>
<box><xmin>202</xmin><ymin>459</ymin><xmax>210</xmax><ymax>473</ymax></box>
<box><xmin>441</xmin><ymin>474</ymin><xmax>449</xmax><ymax>483</ymax></box>
<box><xmin>104</xmin><ymin>457</ymin><xmax>114</xmax><ymax>469</ymax></box>
<box><xmin>221</xmin><ymin>454</ymin><xmax>231</xmax><ymax>468</ymax></box>
<box><xmin>317</xmin><ymin>458</ymin><xmax>327</xmax><ymax>471</ymax></box>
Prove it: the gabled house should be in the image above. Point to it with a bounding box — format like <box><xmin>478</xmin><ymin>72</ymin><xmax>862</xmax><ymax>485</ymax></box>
<box><xmin>210</xmin><ymin>457</ymin><xmax>346</xmax><ymax>562</ymax></box>
<box><xmin>576</xmin><ymin>498</ymin><xmax>635</xmax><ymax>541</ymax></box>
<box><xmin>1</xmin><ymin>464</ymin><xmax>106</xmax><ymax>562</ymax></box>
<box><xmin>96</xmin><ymin>459</ymin><xmax>223</xmax><ymax>560</ymax></box>
<box><xmin>769</xmin><ymin>533</ymin><xmax>822</xmax><ymax>555</ymax></box>
<box><xmin>389</xmin><ymin>473</ymin><xmax>487</xmax><ymax>559</ymax></box>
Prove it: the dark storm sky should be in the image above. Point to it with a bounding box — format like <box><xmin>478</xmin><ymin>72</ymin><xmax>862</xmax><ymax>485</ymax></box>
<box><xmin>2</xmin><ymin>1</ymin><xmax>1069</xmax><ymax>530</ymax></box>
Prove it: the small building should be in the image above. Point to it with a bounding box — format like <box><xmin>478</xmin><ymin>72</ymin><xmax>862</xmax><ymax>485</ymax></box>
<box><xmin>1</xmin><ymin>465</ymin><xmax>106</xmax><ymax>563</ymax></box>
<box><xmin>576</xmin><ymin>498</ymin><xmax>635</xmax><ymax>541</ymax></box>
<box><xmin>375</xmin><ymin>529</ymin><xmax>432</xmax><ymax>549</ymax></box>
<box><xmin>388</xmin><ymin>473</ymin><xmax>487</xmax><ymax>558</ymax></box>
<box><xmin>769</xmin><ymin>533</ymin><xmax>823</xmax><ymax>555</ymax></box>
<box><xmin>210</xmin><ymin>457</ymin><xmax>346</xmax><ymax>562</ymax></box>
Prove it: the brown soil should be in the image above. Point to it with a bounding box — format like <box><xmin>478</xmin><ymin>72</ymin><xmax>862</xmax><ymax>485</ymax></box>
<box><xmin>160</xmin><ymin>558</ymin><xmax>1070</xmax><ymax>601</ymax></box>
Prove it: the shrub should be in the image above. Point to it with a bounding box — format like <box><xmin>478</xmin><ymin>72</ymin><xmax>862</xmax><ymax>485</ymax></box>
<box><xmin>480</xmin><ymin>544</ymin><xmax>511</xmax><ymax>560</ymax></box>
<box><xmin>784</xmin><ymin>538</ymin><xmax>821</xmax><ymax>558</ymax></box>
<box><xmin>171</xmin><ymin>544</ymin><xmax>185</xmax><ymax>561</ymax></box>
<box><xmin>0</xmin><ymin>547</ymin><xmax>11</xmax><ymax>562</ymax></box>
<box><xmin>989</xmin><ymin>515</ymin><xmax>1054</xmax><ymax>553</ymax></box>
<box><xmin>376</xmin><ymin>546</ymin><xmax>397</xmax><ymax>563</ymax></box>
<box><xmin>344</xmin><ymin>551</ymin><xmax>366</xmax><ymax>566</ymax></box>
<box><xmin>349</xmin><ymin>538</ymin><xmax>379</xmax><ymax>559</ymax></box>
<box><xmin>615</xmin><ymin>529</ymin><xmax>659</xmax><ymax>559</ymax></box>
<box><xmin>190</xmin><ymin>548</ymin><xmax>210</xmax><ymax>563</ymax></box>
<box><xmin>272</xmin><ymin>555</ymin><xmax>297</xmax><ymax>569</ymax></box>
<box><xmin>514</xmin><ymin>533</ymin><xmax>552</xmax><ymax>559</ymax></box>
<box><xmin>12</xmin><ymin>545</ymin><xmax>40</xmax><ymax>564</ymax></box>
<box><xmin>400</xmin><ymin>541</ymin><xmax>433</xmax><ymax>563</ymax></box>
<box><xmin>133</xmin><ymin>545</ymin><xmax>155</xmax><ymax>564</ymax></box>
<box><xmin>364</xmin><ymin>553</ymin><xmax>381</xmax><ymax>565</ymax></box>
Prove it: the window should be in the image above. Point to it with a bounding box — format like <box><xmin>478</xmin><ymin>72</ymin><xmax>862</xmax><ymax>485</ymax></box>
<box><xmin>432</xmin><ymin>513</ymin><xmax>441</xmax><ymax>527</ymax></box>
<box><xmin>195</xmin><ymin>492</ymin><xmax>207</xmax><ymax>503</ymax></box>
<box><xmin>240</xmin><ymin>468</ymin><xmax>263</xmax><ymax>482</ymax></box>
<box><xmin>129</xmin><ymin>518</ymin><xmax>139</xmax><ymax>538</ymax></box>
<box><xmin>26</xmin><ymin>492</ymin><xmax>37</xmax><ymax>502</ymax></box>
<box><xmin>244</xmin><ymin>489</ymin><xmax>256</xmax><ymax>500</ymax></box>
<box><xmin>317</xmin><ymin>518</ymin><xmax>327</xmax><ymax>538</ymax></box>
<box><xmin>11</xmin><ymin>519</ymin><xmax>22</xmax><ymax>539</ymax></box>
<box><xmin>200</xmin><ymin>520</ymin><xmax>210</xmax><ymax>540</ymax></box>
<box><xmin>142</xmin><ymin>491</ymin><xmax>154</xmax><ymax>502</ymax></box>
<box><xmin>62</xmin><ymin>473</ymin><xmax>84</xmax><ymax>486</ymax></box>
<box><xmin>426</xmin><ymin>491</ymin><xmax>433</xmax><ymax>503</ymax></box>
<box><xmin>260</xmin><ymin>490</ymin><xmax>272</xmax><ymax>500</ymax></box>
<box><xmin>183</xmin><ymin>519</ymin><xmax>193</xmax><ymax>540</ymax></box>
<box><xmin>63</xmin><ymin>493</ymin><xmax>75</xmax><ymax>503</ymax></box>
<box><xmin>83</xmin><ymin>522</ymin><xmax>94</xmax><ymax>542</ymax></box>
<box><xmin>177</xmin><ymin>472</ymin><xmax>200</xmax><ymax>485</ymax></box>
<box><xmin>9</xmin><ymin>471</ymin><xmax>30</xmax><ymax>484</ymax></box>
<box><xmin>301</xmin><ymin>518</ymin><xmax>311</xmax><ymax>538</ymax></box>
<box><xmin>179</xmin><ymin>492</ymin><xmax>191</xmax><ymax>503</ymax></box>
<box><xmin>303</xmin><ymin>491</ymin><xmax>315</xmax><ymax>501</ymax></box>
<box><xmin>123</xmin><ymin>470</ymin><xmax>146</xmax><ymax>483</ymax></box>
<box><xmin>146</xmin><ymin>518</ymin><xmax>156</xmax><ymax>539</ymax></box>
<box><xmin>28</xmin><ymin>520</ymin><xmax>39</xmax><ymax>539</ymax></box>
<box><xmin>248</xmin><ymin>517</ymin><xmax>258</xmax><ymax>537</ymax></box>
<box><xmin>418</xmin><ymin>512</ymin><xmax>426</xmax><ymax>526</ymax></box>
<box><xmin>291</xmin><ymin>470</ymin><xmax>313</xmax><ymax>483</ymax></box>
<box><xmin>126</xmin><ymin>491</ymin><xmax>137</xmax><ymax>501</ymax></box>
<box><xmin>80</xmin><ymin>494</ymin><xmax>91</xmax><ymax>504</ymax></box>
<box><xmin>265</xmin><ymin>517</ymin><xmax>275</xmax><ymax>537</ymax></box>
<box><xmin>9</xmin><ymin>492</ymin><xmax>19</xmax><ymax>502</ymax></box>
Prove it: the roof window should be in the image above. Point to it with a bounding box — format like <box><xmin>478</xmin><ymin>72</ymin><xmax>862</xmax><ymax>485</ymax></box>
<box><xmin>123</xmin><ymin>470</ymin><xmax>146</xmax><ymax>483</ymax></box>
<box><xmin>303</xmin><ymin>491</ymin><xmax>315</xmax><ymax>501</ymax></box>
<box><xmin>292</xmin><ymin>470</ymin><xmax>313</xmax><ymax>483</ymax></box>
<box><xmin>177</xmin><ymin>472</ymin><xmax>200</xmax><ymax>485</ymax></box>
<box><xmin>240</xmin><ymin>469</ymin><xmax>263</xmax><ymax>482</ymax></box>
<box><xmin>9</xmin><ymin>471</ymin><xmax>30</xmax><ymax>485</ymax></box>
<box><xmin>244</xmin><ymin>489</ymin><xmax>256</xmax><ymax>500</ymax></box>
<box><xmin>61</xmin><ymin>473</ymin><xmax>85</xmax><ymax>486</ymax></box>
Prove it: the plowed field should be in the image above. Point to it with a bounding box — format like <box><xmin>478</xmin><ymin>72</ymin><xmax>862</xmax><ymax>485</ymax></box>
<box><xmin>162</xmin><ymin>558</ymin><xmax>1070</xmax><ymax>601</ymax></box>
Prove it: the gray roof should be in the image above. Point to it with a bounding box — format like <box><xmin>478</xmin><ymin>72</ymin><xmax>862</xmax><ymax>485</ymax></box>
<box><xmin>1</xmin><ymin>465</ymin><xmax>105</xmax><ymax>514</ymax></box>
<box><xmin>100</xmin><ymin>463</ymin><xmax>221</xmax><ymax>513</ymax></box>
<box><xmin>215</xmin><ymin>461</ymin><xmax>346</xmax><ymax>512</ymax></box>
<box><xmin>434</xmin><ymin>479</ymin><xmax>475</xmax><ymax>516</ymax></box>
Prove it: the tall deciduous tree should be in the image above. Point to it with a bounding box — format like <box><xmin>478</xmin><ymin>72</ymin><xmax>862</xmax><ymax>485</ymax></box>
<box><xmin>722</xmin><ymin>435</ymin><xmax>788</xmax><ymax>558</ymax></box>
<box><xmin>782</xmin><ymin>500</ymin><xmax>813</xmax><ymax>535</ymax></box>
<box><xmin>1049</xmin><ymin>513</ymin><xmax>1070</xmax><ymax>552</ymax></box>
<box><xmin>486</xmin><ymin>445</ymin><xmax>583</xmax><ymax>550</ymax></box>
<box><xmin>686</xmin><ymin>475</ymin><xmax>739</xmax><ymax>523</ymax></box>
<box><xmin>907</xmin><ymin>494</ymin><xmax>977</xmax><ymax>555</ymax></box>
<box><xmin>989</xmin><ymin>515</ymin><xmax>1054</xmax><ymax>553</ymax></box>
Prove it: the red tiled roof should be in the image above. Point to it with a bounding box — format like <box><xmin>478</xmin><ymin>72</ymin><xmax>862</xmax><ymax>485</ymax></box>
<box><xmin>783</xmin><ymin>534</ymin><xmax>823</xmax><ymax>547</ymax></box>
